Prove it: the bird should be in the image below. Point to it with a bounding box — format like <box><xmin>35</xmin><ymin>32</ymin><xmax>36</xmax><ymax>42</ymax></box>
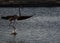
<box><xmin>1</xmin><ymin>15</ymin><xmax>32</xmax><ymax>21</ymax></box>
<box><xmin>1</xmin><ymin>8</ymin><xmax>33</xmax><ymax>35</ymax></box>
<box><xmin>1</xmin><ymin>15</ymin><xmax>32</xmax><ymax>35</ymax></box>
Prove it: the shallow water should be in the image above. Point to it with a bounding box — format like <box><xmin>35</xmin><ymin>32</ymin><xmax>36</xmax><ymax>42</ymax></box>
<box><xmin>0</xmin><ymin>7</ymin><xmax>60</xmax><ymax>43</ymax></box>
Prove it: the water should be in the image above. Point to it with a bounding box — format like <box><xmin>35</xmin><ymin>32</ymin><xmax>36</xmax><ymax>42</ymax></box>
<box><xmin>0</xmin><ymin>7</ymin><xmax>60</xmax><ymax>43</ymax></box>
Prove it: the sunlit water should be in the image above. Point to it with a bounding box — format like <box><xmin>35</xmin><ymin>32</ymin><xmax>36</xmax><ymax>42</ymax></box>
<box><xmin>0</xmin><ymin>7</ymin><xmax>60</xmax><ymax>43</ymax></box>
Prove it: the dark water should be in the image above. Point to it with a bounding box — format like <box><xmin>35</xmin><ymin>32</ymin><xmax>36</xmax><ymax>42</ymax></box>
<box><xmin>0</xmin><ymin>7</ymin><xmax>60</xmax><ymax>43</ymax></box>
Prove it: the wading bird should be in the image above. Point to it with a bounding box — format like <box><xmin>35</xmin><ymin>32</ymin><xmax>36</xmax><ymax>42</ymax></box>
<box><xmin>1</xmin><ymin>8</ymin><xmax>32</xmax><ymax>35</ymax></box>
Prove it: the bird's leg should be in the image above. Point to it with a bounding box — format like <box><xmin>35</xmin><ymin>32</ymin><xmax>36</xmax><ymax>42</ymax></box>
<box><xmin>11</xmin><ymin>20</ymin><xmax>17</xmax><ymax>35</ymax></box>
<box><xmin>9</xmin><ymin>21</ymin><xmax>12</xmax><ymax>26</ymax></box>
<box><xmin>9</xmin><ymin>20</ymin><xmax>15</xmax><ymax>28</ymax></box>
<box><xmin>13</xmin><ymin>20</ymin><xmax>15</xmax><ymax>26</ymax></box>
<box><xmin>8</xmin><ymin>21</ymin><xmax>13</xmax><ymax>30</ymax></box>
<box><xmin>11</xmin><ymin>25</ymin><xmax>17</xmax><ymax>35</ymax></box>
<box><xmin>12</xmin><ymin>25</ymin><xmax>16</xmax><ymax>32</ymax></box>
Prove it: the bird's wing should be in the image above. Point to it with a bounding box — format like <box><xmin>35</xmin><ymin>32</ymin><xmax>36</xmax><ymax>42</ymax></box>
<box><xmin>17</xmin><ymin>16</ymin><xmax>32</xmax><ymax>20</ymax></box>
<box><xmin>1</xmin><ymin>16</ymin><xmax>14</xmax><ymax>20</ymax></box>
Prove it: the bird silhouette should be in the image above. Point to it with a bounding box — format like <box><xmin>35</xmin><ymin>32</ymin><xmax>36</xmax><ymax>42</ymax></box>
<box><xmin>1</xmin><ymin>15</ymin><xmax>32</xmax><ymax>21</ymax></box>
<box><xmin>1</xmin><ymin>8</ymin><xmax>33</xmax><ymax>35</ymax></box>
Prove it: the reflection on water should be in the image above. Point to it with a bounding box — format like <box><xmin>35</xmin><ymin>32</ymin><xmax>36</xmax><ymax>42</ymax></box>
<box><xmin>6</xmin><ymin>35</ymin><xmax>16</xmax><ymax>43</ymax></box>
<box><xmin>9</xmin><ymin>35</ymin><xmax>16</xmax><ymax>43</ymax></box>
<box><xmin>6</xmin><ymin>35</ymin><xmax>26</xmax><ymax>43</ymax></box>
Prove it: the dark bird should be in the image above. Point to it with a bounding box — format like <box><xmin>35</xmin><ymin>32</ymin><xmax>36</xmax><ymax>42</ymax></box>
<box><xmin>1</xmin><ymin>8</ymin><xmax>33</xmax><ymax>35</ymax></box>
<box><xmin>1</xmin><ymin>15</ymin><xmax>32</xmax><ymax>21</ymax></box>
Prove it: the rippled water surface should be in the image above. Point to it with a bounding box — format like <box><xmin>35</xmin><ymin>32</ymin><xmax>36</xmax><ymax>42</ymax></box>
<box><xmin>0</xmin><ymin>7</ymin><xmax>60</xmax><ymax>43</ymax></box>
